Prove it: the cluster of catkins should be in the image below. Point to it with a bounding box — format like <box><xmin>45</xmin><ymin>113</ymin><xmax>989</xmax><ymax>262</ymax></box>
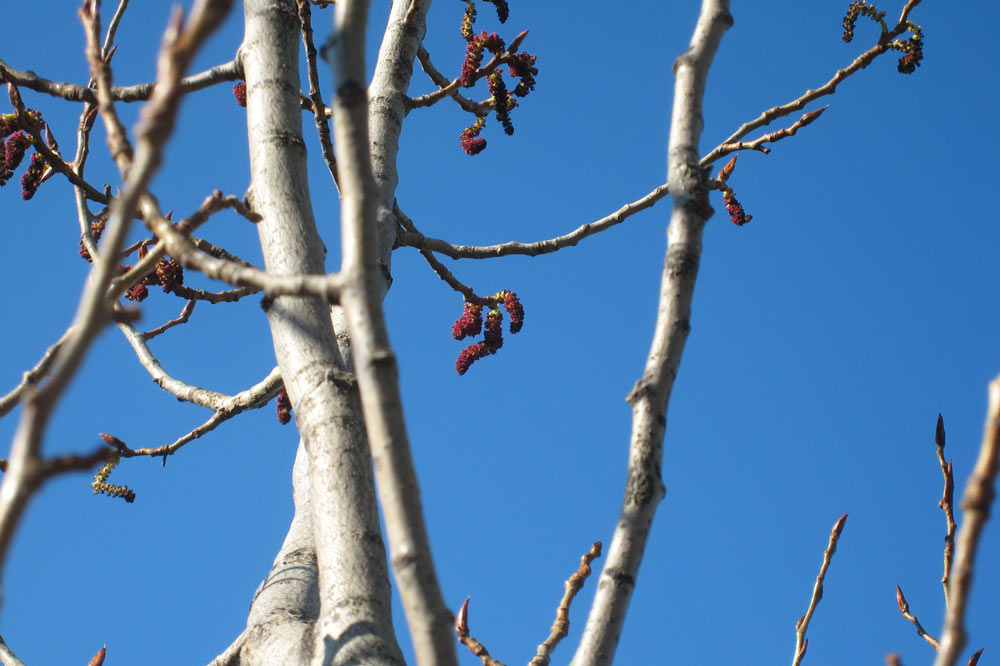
<box><xmin>109</xmin><ymin>240</ymin><xmax>185</xmax><ymax>302</ymax></box>
<box><xmin>0</xmin><ymin>110</ymin><xmax>48</xmax><ymax>200</ymax></box>
<box><xmin>457</xmin><ymin>0</ymin><xmax>538</xmax><ymax>155</ymax></box>
<box><xmin>842</xmin><ymin>1</ymin><xmax>923</xmax><ymax>74</ymax></box>
<box><xmin>451</xmin><ymin>290</ymin><xmax>524</xmax><ymax>374</ymax></box>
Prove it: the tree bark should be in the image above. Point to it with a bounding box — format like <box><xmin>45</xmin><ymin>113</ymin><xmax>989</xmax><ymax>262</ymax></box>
<box><xmin>237</xmin><ymin>2</ymin><xmax>403</xmax><ymax>665</ymax></box>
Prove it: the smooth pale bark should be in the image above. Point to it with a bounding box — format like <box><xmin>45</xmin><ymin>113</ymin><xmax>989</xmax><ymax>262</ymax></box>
<box><xmin>237</xmin><ymin>2</ymin><xmax>403</xmax><ymax>665</ymax></box>
<box><xmin>569</xmin><ymin>3</ymin><xmax>732</xmax><ymax>666</ymax></box>
<box><xmin>329</xmin><ymin>2</ymin><xmax>458</xmax><ymax>664</ymax></box>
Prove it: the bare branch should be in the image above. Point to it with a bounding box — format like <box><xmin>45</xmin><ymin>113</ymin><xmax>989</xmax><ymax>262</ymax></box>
<box><xmin>792</xmin><ymin>514</ymin><xmax>849</xmax><ymax>666</ymax></box>
<box><xmin>934</xmin><ymin>373</ymin><xmax>1000</xmax><ymax>666</ymax></box>
<box><xmin>395</xmin><ymin>183</ymin><xmax>670</xmax><ymax>259</ymax></box>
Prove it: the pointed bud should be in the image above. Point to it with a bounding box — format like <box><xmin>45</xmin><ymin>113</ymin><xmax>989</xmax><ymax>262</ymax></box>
<box><xmin>895</xmin><ymin>585</ymin><xmax>908</xmax><ymax>613</ymax></box>
<box><xmin>717</xmin><ymin>155</ymin><xmax>737</xmax><ymax>183</ymax></box>
<box><xmin>455</xmin><ymin>596</ymin><xmax>471</xmax><ymax>636</ymax></box>
<box><xmin>89</xmin><ymin>645</ymin><xmax>107</xmax><ymax>666</ymax></box>
<box><xmin>935</xmin><ymin>414</ymin><xmax>945</xmax><ymax>449</ymax></box>
<box><xmin>798</xmin><ymin>105</ymin><xmax>829</xmax><ymax>127</ymax></box>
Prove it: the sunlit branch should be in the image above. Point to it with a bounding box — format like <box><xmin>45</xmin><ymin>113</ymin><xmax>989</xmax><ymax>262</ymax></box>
<box><xmin>395</xmin><ymin>182</ymin><xmax>671</xmax><ymax>259</ymax></box>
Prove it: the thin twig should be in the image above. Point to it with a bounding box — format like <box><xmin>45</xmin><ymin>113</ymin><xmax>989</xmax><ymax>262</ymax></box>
<box><xmin>102</xmin><ymin>366</ymin><xmax>282</xmax><ymax>461</ymax></box>
<box><xmin>529</xmin><ymin>542</ymin><xmax>602</xmax><ymax>666</ymax></box>
<box><xmin>700</xmin><ymin>10</ymin><xmax>922</xmax><ymax>167</ymax></box>
<box><xmin>454</xmin><ymin>598</ymin><xmax>507</xmax><ymax>666</ymax></box>
<box><xmin>101</xmin><ymin>0</ymin><xmax>131</xmax><ymax>58</ymax></box>
<box><xmin>143</xmin><ymin>300</ymin><xmax>195</xmax><ymax>339</ymax></box>
<box><xmin>0</xmin><ymin>57</ymin><xmax>241</xmax><ymax>104</ymax></box>
<box><xmin>410</xmin><ymin>46</ymin><xmax>485</xmax><ymax>114</ymax></box>
<box><xmin>395</xmin><ymin>183</ymin><xmax>670</xmax><ymax>260</ymax></box>
<box><xmin>895</xmin><ymin>584</ymin><xmax>940</xmax><ymax>649</ymax></box>
<box><xmin>934</xmin><ymin>414</ymin><xmax>956</xmax><ymax>606</ymax></box>
<box><xmin>394</xmin><ymin>205</ymin><xmax>489</xmax><ymax>304</ymax></box>
<box><xmin>296</xmin><ymin>0</ymin><xmax>339</xmax><ymax>190</ymax></box>
<box><xmin>713</xmin><ymin>105</ymin><xmax>828</xmax><ymax>160</ymax></box>
<box><xmin>933</xmin><ymin>373</ymin><xmax>1000</xmax><ymax>666</ymax></box>
<box><xmin>0</xmin><ymin>0</ymin><xmax>235</xmax><ymax>586</ymax></box>
<box><xmin>792</xmin><ymin>513</ymin><xmax>848</xmax><ymax>666</ymax></box>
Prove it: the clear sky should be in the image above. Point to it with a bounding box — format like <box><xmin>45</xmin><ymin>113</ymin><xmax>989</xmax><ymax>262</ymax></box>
<box><xmin>1</xmin><ymin>2</ymin><xmax>998</xmax><ymax>665</ymax></box>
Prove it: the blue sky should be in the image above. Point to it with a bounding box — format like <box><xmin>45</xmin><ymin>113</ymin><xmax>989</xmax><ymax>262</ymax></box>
<box><xmin>1</xmin><ymin>2</ymin><xmax>998</xmax><ymax>665</ymax></box>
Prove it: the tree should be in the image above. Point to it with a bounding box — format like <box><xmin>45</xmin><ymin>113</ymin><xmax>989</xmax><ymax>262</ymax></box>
<box><xmin>0</xmin><ymin>1</ymin><xmax>997</xmax><ymax>665</ymax></box>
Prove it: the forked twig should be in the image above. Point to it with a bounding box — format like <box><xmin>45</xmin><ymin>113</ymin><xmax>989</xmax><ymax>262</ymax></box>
<box><xmin>792</xmin><ymin>513</ymin><xmax>848</xmax><ymax>666</ymax></box>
